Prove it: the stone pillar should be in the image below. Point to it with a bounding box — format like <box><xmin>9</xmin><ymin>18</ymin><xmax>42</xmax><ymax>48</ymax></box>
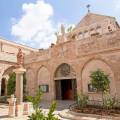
<box><xmin>13</xmin><ymin>68</ymin><xmax>26</xmax><ymax>104</ymax></box>
<box><xmin>7</xmin><ymin>95</ymin><xmax>16</xmax><ymax>117</ymax></box>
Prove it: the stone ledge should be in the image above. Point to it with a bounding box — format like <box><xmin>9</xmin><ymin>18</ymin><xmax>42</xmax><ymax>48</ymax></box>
<box><xmin>59</xmin><ymin>109</ymin><xmax>120</xmax><ymax>120</ymax></box>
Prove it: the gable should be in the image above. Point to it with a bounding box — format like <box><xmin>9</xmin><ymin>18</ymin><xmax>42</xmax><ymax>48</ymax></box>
<box><xmin>76</xmin><ymin>13</ymin><xmax>115</xmax><ymax>28</ymax></box>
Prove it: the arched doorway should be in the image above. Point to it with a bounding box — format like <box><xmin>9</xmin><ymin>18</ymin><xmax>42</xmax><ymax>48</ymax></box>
<box><xmin>1</xmin><ymin>78</ymin><xmax>6</xmax><ymax>96</ymax></box>
<box><xmin>54</xmin><ymin>63</ymin><xmax>77</xmax><ymax>100</ymax></box>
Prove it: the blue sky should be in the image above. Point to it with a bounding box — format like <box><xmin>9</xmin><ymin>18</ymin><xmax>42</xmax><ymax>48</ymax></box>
<box><xmin>0</xmin><ymin>0</ymin><xmax>120</xmax><ymax>48</ymax></box>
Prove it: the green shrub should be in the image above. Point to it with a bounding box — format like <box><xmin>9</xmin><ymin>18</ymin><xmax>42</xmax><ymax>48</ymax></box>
<box><xmin>27</xmin><ymin>89</ymin><xmax>58</xmax><ymax>120</ymax></box>
<box><xmin>103</xmin><ymin>93</ymin><xmax>119</xmax><ymax>109</ymax></box>
<box><xmin>0</xmin><ymin>96</ymin><xmax>10</xmax><ymax>103</ymax></box>
<box><xmin>90</xmin><ymin>69</ymin><xmax>110</xmax><ymax>93</ymax></box>
<box><xmin>46</xmin><ymin>101</ymin><xmax>58</xmax><ymax>120</ymax></box>
<box><xmin>28</xmin><ymin>109</ymin><xmax>45</xmax><ymax>120</ymax></box>
<box><xmin>77</xmin><ymin>92</ymin><xmax>88</xmax><ymax>109</ymax></box>
<box><xmin>7</xmin><ymin>72</ymin><xmax>16</xmax><ymax>95</ymax></box>
<box><xmin>7</xmin><ymin>72</ymin><xmax>26</xmax><ymax>97</ymax></box>
<box><xmin>27</xmin><ymin>89</ymin><xmax>43</xmax><ymax>110</ymax></box>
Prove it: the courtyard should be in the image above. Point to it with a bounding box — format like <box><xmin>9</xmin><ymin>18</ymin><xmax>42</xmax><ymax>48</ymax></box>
<box><xmin>0</xmin><ymin>101</ymin><xmax>73</xmax><ymax>120</ymax></box>
<box><xmin>0</xmin><ymin>0</ymin><xmax>120</xmax><ymax>120</ymax></box>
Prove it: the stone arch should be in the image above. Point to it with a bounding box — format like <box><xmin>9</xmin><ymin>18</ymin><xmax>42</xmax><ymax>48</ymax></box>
<box><xmin>26</xmin><ymin>68</ymin><xmax>35</xmax><ymax>96</ymax></box>
<box><xmin>2</xmin><ymin>66</ymin><xmax>15</xmax><ymax>76</ymax></box>
<box><xmin>81</xmin><ymin>57</ymin><xmax>113</xmax><ymax>74</ymax></box>
<box><xmin>1</xmin><ymin>66</ymin><xmax>15</xmax><ymax>96</ymax></box>
<box><xmin>81</xmin><ymin>59</ymin><xmax>116</xmax><ymax>101</ymax></box>
<box><xmin>37</xmin><ymin>66</ymin><xmax>50</xmax><ymax>100</ymax></box>
<box><xmin>54</xmin><ymin>63</ymin><xmax>76</xmax><ymax>79</ymax></box>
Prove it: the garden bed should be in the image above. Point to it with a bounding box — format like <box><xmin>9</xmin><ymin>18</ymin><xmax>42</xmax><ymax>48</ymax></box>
<box><xmin>71</xmin><ymin>105</ymin><xmax>120</xmax><ymax>117</ymax></box>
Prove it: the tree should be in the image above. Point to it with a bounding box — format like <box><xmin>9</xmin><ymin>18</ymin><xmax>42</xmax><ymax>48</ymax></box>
<box><xmin>90</xmin><ymin>69</ymin><xmax>110</xmax><ymax>93</ymax></box>
<box><xmin>7</xmin><ymin>72</ymin><xmax>16</xmax><ymax>95</ymax></box>
<box><xmin>7</xmin><ymin>72</ymin><xmax>26</xmax><ymax>96</ymax></box>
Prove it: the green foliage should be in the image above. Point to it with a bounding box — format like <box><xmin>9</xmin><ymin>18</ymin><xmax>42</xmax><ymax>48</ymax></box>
<box><xmin>7</xmin><ymin>72</ymin><xmax>16</xmax><ymax>95</ymax></box>
<box><xmin>23</xmin><ymin>73</ymin><xmax>26</xmax><ymax>93</ymax></box>
<box><xmin>77</xmin><ymin>92</ymin><xmax>88</xmax><ymax>109</ymax></box>
<box><xmin>28</xmin><ymin>109</ymin><xmax>45</xmax><ymax>120</ymax></box>
<box><xmin>103</xmin><ymin>93</ymin><xmax>119</xmax><ymax>109</ymax></box>
<box><xmin>7</xmin><ymin>72</ymin><xmax>26</xmax><ymax>96</ymax></box>
<box><xmin>47</xmin><ymin>101</ymin><xmax>58</xmax><ymax>120</ymax></box>
<box><xmin>67</xmin><ymin>26</ymin><xmax>73</xmax><ymax>32</ymax></box>
<box><xmin>27</xmin><ymin>89</ymin><xmax>58</xmax><ymax>120</ymax></box>
<box><xmin>90</xmin><ymin>69</ymin><xmax>110</xmax><ymax>92</ymax></box>
<box><xmin>27</xmin><ymin>89</ymin><xmax>43</xmax><ymax>110</ymax></box>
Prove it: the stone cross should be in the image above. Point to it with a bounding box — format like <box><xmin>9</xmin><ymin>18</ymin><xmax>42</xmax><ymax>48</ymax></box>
<box><xmin>86</xmin><ymin>4</ymin><xmax>91</xmax><ymax>13</ymax></box>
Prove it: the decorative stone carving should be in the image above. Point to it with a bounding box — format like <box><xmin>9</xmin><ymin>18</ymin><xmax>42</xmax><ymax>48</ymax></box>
<box><xmin>60</xmin><ymin>63</ymin><xmax>70</xmax><ymax>76</ymax></box>
<box><xmin>61</xmin><ymin>24</ymin><xmax>67</xmax><ymax>42</ymax></box>
<box><xmin>55</xmin><ymin>63</ymin><xmax>76</xmax><ymax>78</ymax></box>
<box><xmin>17</xmin><ymin>48</ymin><xmax>24</xmax><ymax>68</ymax></box>
<box><xmin>61</xmin><ymin>24</ymin><xmax>65</xmax><ymax>36</ymax></box>
<box><xmin>78</xmin><ymin>34</ymin><xmax>120</xmax><ymax>56</ymax></box>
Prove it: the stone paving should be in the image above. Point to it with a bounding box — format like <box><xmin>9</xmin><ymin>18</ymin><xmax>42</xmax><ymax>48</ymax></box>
<box><xmin>0</xmin><ymin>101</ymin><xmax>73</xmax><ymax>120</ymax></box>
<box><xmin>2</xmin><ymin>100</ymin><xmax>118</xmax><ymax>120</ymax></box>
<box><xmin>0</xmin><ymin>103</ymin><xmax>28</xmax><ymax>120</ymax></box>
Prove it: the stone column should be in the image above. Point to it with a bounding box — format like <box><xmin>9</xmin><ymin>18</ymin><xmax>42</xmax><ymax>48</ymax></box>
<box><xmin>8</xmin><ymin>94</ymin><xmax>16</xmax><ymax>117</ymax></box>
<box><xmin>13</xmin><ymin>68</ymin><xmax>26</xmax><ymax>104</ymax></box>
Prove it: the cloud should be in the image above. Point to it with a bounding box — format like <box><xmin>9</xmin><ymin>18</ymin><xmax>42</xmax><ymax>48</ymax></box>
<box><xmin>11</xmin><ymin>0</ymin><xmax>57</xmax><ymax>49</ymax></box>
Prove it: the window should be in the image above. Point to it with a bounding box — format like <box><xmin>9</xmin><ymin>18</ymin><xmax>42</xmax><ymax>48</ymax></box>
<box><xmin>78</xmin><ymin>32</ymin><xmax>83</xmax><ymax>39</ymax></box>
<box><xmin>84</xmin><ymin>30</ymin><xmax>89</xmax><ymax>38</ymax></box>
<box><xmin>88</xmin><ymin>83</ymin><xmax>96</xmax><ymax>92</ymax></box>
<box><xmin>96</xmin><ymin>26</ymin><xmax>102</xmax><ymax>34</ymax></box>
<box><xmin>39</xmin><ymin>85</ymin><xmax>49</xmax><ymax>93</ymax></box>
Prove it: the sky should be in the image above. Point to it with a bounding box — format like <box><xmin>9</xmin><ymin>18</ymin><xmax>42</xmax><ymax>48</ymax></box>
<box><xmin>0</xmin><ymin>0</ymin><xmax>120</xmax><ymax>49</ymax></box>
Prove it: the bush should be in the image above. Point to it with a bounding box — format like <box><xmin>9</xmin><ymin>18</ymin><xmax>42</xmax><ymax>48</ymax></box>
<box><xmin>27</xmin><ymin>89</ymin><xmax>43</xmax><ymax>110</ymax></box>
<box><xmin>90</xmin><ymin>69</ymin><xmax>110</xmax><ymax>92</ymax></box>
<box><xmin>46</xmin><ymin>101</ymin><xmax>58</xmax><ymax>120</ymax></box>
<box><xmin>7</xmin><ymin>72</ymin><xmax>26</xmax><ymax>98</ymax></box>
<box><xmin>7</xmin><ymin>72</ymin><xmax>16</xmax><ymax>95</ymax></box>
<box><xmin>0</xmin><ymin>96</ymin><xmax>10</xmax><ymax>103</ymax></box>
<box><xmin>28</xmin><ymin>109</ymin><xmax>45</xmax><ymax>120</ymax></box>
<box><xmin>103</xmin><ymin>93</ymin><xmax>119</xmax><ymax>109</ymax></box>
<box><xmin>77</xmin><ymin>92</ymin><xmax>88</xmax><ymax>109</ymax></box>
<box><xmin>27</xmin><ymin>89</ymin><xmax>58</xmax><ymax>120</ymax></box>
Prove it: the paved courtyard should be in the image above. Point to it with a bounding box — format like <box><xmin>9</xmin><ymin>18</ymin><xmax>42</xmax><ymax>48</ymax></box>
<box><xmin>1</xmin><ymin>101</ymin><xmax>118</xmax><ymax>120</ymax></box>
<box><xmin>0</xmin><ymin>101</ymin><xmax>73</xmax><ymax>120</ymax></box>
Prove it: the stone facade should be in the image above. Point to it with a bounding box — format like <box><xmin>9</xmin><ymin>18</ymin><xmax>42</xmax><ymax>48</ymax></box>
<box><xmin>0</xmin><ymin>38</ymin><xmax>38</xmax><ymax>96</ymax></box>
<box><xmin>24</xmin><ymin>13</ymin><xmax>120</xmax><ymax>101</ymax></box>
<box><xmin>1</xmin><ymin>13</ymin><xmax>120</xmax><ymax>102</ymax></box>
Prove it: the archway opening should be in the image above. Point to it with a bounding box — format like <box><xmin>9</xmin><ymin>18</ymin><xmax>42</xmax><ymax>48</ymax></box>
<box><xmin>54</xmin><ymin>63</ymin><xmax>77</xmax><ymax>100</ymax></box>
<box><xmin>1</xmin><ymin>78</ymin><xmax>6</xmax><ymax>96</ymax></box>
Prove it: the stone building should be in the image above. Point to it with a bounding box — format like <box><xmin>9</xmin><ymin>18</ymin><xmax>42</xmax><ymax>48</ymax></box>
<box><xmin>24</xmin><ymin>13</ymin><xmax>120</xmax><ymax>101</ymax></box>
<box><xmin>1</xmin><ymin>12</ymin><xmax>120</xmax><ymax>101</ymax></box>
<box><xmin>0</xmin><ymin>37</ymin><xmax>38</xmax><ymax>96</ymax></box>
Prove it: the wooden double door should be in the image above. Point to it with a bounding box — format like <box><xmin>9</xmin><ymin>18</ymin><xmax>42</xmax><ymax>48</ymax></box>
<box><xmin>55</xmin><ymin>79</ymin><xmax>77</xmax><ymax>100</ymax></box>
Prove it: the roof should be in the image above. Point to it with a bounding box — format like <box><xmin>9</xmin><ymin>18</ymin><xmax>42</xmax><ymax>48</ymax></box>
<box><xmin>75</xmin><ymin>12</ymin><xmax>115</xmax><ymax>28</ymax></box>
<box><xmin>0</xmin><ymin>36</ymin><xmax>38</xmax><ymax>52</ymax></box>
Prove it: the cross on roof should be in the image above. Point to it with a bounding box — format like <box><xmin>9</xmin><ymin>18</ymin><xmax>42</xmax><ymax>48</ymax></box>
<box><xmin>86</xmin><ymin>4</ymin><xmax>91</xmax><ymax>13</ymax></box>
